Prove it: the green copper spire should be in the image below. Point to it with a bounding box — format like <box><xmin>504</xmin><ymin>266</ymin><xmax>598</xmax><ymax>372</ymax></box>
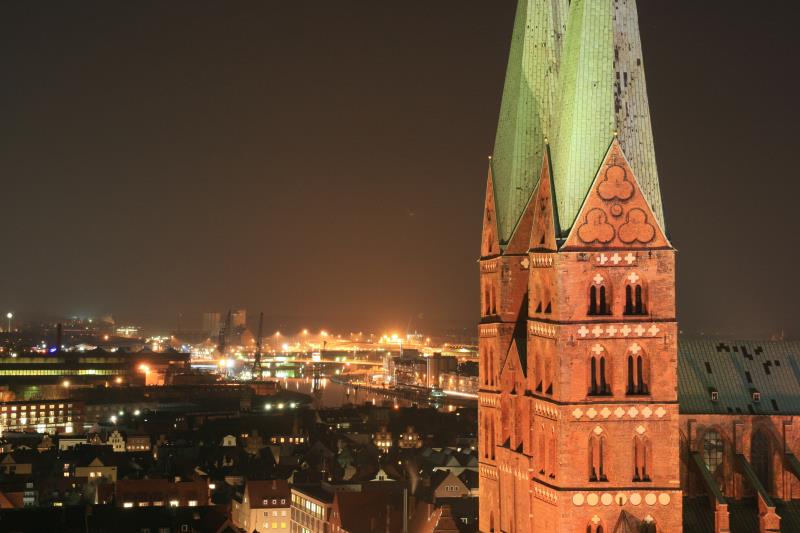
<box><xmin>492</xmin><ymin>0</ymin><xmax>568</xmax><ymax>244</ymax></box>
<box><xmin>551</xmin><ymin>0</ymin><xmax>665</xmax><ymax>233</ymax></box>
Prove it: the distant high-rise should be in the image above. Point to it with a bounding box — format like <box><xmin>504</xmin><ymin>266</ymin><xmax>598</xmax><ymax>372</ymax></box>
<box><xmin>202</xmin><ymin>312</ymin><xmax>221</xmax><ymax>338</ymax></box>
<box><xmin>231</xmin><ymin>309</ymin><xmax>247</xmax><ymax>329</ymax></box>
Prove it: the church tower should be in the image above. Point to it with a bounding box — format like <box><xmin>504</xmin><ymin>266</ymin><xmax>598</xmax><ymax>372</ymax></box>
<box><xmin>479</xmin><ymin>1</ymin><xmax>682</xmax><ymax>532</ymax></box>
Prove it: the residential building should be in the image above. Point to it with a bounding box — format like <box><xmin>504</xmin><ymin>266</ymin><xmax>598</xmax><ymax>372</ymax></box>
<box><xmin>232</xmin><ymin>479</ymin><xmax>290</xmax><ymax>533</ymax></box>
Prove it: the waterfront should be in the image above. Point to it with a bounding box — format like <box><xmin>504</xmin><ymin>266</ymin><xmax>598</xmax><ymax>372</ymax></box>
<box><xmin>280</xmin><ymin>377</ymin><xmax>468</xmax><ymax>412</ymax></box>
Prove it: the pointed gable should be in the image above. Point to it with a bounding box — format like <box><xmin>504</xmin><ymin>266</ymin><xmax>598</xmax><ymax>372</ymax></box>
<box><xmin>563</xmin><ymin>140</ymin><xmax>669</xmax><ymax>251</ymax></box>
<box><xmin>481</xmin><ymin>164</ymin><xmax>502</xmax><ymax>258</ymax></box>
<box><xmin>529</xmin><ymin>148</ymin><xmax>559</xmax><ymax>251</ymax></box>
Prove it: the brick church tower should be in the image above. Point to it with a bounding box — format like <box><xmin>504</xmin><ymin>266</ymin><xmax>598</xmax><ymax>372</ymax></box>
<box><xmin>478</xmin><ymin>1</ymin><xmax>682</xmax><ymax>532</ymax></box>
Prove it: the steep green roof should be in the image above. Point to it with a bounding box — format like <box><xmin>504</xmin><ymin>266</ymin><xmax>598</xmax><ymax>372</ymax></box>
<box><xmin>550</xmin><ymin>0</ymin><xmax>664</xmax><ymax>233</ymax></box>
<box><xmin>678</xmin><ymin>339</ymin><xmax>800</xmax><ymax>415</ymax></box>
<box><xmin>492</xmin><ymin>0</ymin><xmax>568</xmax><ymax>243</ymax></box>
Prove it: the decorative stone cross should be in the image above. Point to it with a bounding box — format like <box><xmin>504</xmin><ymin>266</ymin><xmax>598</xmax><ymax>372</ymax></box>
<box><xmin>592</xmin><ymin>325</ymin><xmax>604</xmax><ymax>338</ymax></box>
<box><xmin>591</xmin><ymin>344</ymin><xmax>604</xmax><ymax>355</ymax></box>
<box><xmin>625</xmin><ymin>253</ymin><xmax>636</xmax><ymax>265</ymax></box>
<box><xmin>578</xmin><ymin>326</ymin><xmax>590</xmax><ymax>338</ymax></box>
<box><xmin>593</xmin><ymin>274</ymin><xmax>605</xmax><ymax>285</ymax></box>
<box><xmin>648</xmin><ymin>324</ymin><xmax>661</xmax><ymax>336</ymax></box>
<box><xmin>627</xmin><ymin>272</ymin><xmax>640</xmax><ymax>285</ymax></box>
<box><xmin>596</xmin><ymin>254</ymin><xmax>609</xmax><ymax>265</ymax></box>
<box><xmin>520</xmin><ymin>258</ymin><xmax>530</xmax><ymax>269</ymax></box>
<box><xmin>610</xmin><ymin>253</ymin><xmax>622</xmax><ymax>265</ymax></box>
<box><xmin>606</xmin><ymin>325</ymin><xmax>618</xmax><ymax>336</ymax></box>
<box><xmin>620</xmin><ymin>325</ymin><xmax>632</xmax><ymax>337</ymax></box>
<box><xmin>629</xmin><ymin>342</ymin><xmax>642</xmax><ymax>355</ymax></box>
<box><xmin>634</xmin><ymin>325</ymin><xmax>646</xmax><ymax>337</ymax></box>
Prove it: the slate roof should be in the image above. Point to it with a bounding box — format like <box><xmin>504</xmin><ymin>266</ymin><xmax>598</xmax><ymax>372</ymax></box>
<box><xmin>678</xmin><ymin>339</ymin><xmax>800</xmax><ymax>415</ymax></box>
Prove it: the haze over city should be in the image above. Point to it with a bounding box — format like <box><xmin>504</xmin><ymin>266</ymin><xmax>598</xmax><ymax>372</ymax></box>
<box><xmin>1</xmin><ymin>1</ymin><xmax>798</xmax><ymax>338</ymax></box>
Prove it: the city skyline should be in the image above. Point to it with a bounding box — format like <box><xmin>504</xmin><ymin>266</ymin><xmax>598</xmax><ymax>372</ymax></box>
<box><xmin>1</xmin><ymin>1</ymin><xmax>799</xmax><ymax>338</ymax></box>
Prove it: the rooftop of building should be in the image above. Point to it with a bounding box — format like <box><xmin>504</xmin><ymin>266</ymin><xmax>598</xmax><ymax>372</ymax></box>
<box><xmin>678</xmin><ymin>339</ymin><xmax>800</xmax><ymax>415</ymax></box>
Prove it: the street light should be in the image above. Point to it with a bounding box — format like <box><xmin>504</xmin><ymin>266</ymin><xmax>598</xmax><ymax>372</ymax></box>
<box><xmin>6</xmin><ymin>312</ymin><xmax>12</xmax><ymax>332</ymax></box>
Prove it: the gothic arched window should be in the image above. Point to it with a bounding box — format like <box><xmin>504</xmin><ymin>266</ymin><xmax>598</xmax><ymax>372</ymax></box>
<box><xmin>589</xmin><ymin>277</ymin><xmax>611</xmax><ymax>315</ymax></box>
<box><xmin>624</xmin><ymin>273</ymin><xmax>647</xmax><ymax>315</ymax></box>
<box><xmin>626</xmin><ymin>347</ymin><xmax>649</xmax><ymax>395</ymax></box>
<box><xmin>589</xmin><ymin>355</ymin><xmax>610</xmax><ymax>396</ymax></box>
<box><xmin>588</xmin><ymin>433</ymin><xmax>608</xmax><ymax>482</ymax></box>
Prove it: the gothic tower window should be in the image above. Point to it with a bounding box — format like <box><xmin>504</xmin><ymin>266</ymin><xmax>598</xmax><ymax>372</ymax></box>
<box><xmin>587</xmin><ymin>524</ymin><xmax>605</xmax><ymax>533</ymax></box>
<box><xmin>588</xmin><ymin>276</ymin><xmax>611</xmax><ymax>315</ymax></box>
<box><xmin>588</xmin><ymin>433</ymin><xmax>608</xmax><ymax>482</ymax></box>
<box><xmin>624</xmin><ymin>273</ymin><xmax>647</xmax><ymax>315</ymax></box>
<box><xmin>589</xmin><ymin>353</ymin><xmax>611</xmax><ymax>396</ymax></box>
<box><xmin>626</xmin><ymin>346</ymin><xmax>649</xmax><ymax>395</ymax></box>
<box><xmin>633</xmin><ymin>435</ymin><xmax>652</xmax><ymax>482</ymax></box>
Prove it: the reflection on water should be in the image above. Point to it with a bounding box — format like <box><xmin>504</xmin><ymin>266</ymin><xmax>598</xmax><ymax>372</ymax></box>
<box><xmin>284</xmin><ymin>377</ymin><xmax>451</xmax><ymax>411</ymax></box>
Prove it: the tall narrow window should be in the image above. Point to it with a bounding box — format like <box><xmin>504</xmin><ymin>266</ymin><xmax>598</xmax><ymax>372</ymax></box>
<box><xmin>626</xmin><ymin>351</ymin><xmax>649</xmax><ymax>395</ymax></box>
<box><xmin>599</xmin><ymin>286</ymin><xmax>609</xmax><ymax>314</ymax></box>
<box><xmin>625</xmin><ymin>285</ymin><xmax>633</xmax><ymax>315</ymax></box>
<box><xmin>589</xmin><ymin>434</ymin><xmax>607</xmax><ymax>481</ymax></box>
<box><xmin>589</xmin><ymin>356</ymin><xmax>610</xmax><ymax>396</ymax></box>
<box><xmin>589</xmin><ymin>279</ymin><xmax>611</xmax><ymax>315</ymax></box>
<box><xmin>624</xmin><ymin>277</ymin><xmax>647</xmax><ymax>315</ymax></box>
<box><xmin>633</xmin><ymin>436</ymin><xmax>652</xmax><ymax>482</ymax></box>
<box><xmin>702</xmin><ymin>430</ymin><xmax>724</xmax><ymax>474</ymax></box>
<box><xmin>589</xmin><ymin>285</ymin><xmax>598</xmax><ymax>315</ymax></box>
<box><xmin>635</xmin><ymin>285</ymin><xmax>645</xmax><ymax>314</ymax></box>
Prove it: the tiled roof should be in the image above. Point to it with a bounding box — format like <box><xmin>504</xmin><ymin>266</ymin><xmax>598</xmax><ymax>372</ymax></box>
<box><xmin>245</xmin><ymin>479</ymin><xmax>289</xmax><ymax>508</ymax></box>
<box><xmin>678</xmin><ymin>339</ymin><xmax>800</xmax><ymax>415</ymax></box>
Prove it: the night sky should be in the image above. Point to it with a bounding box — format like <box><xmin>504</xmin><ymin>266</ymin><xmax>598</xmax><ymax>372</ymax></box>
<box><xmin>1</xmin><ymin>1</ymin><xmax>798</xmax><ymax>338</ymax></box>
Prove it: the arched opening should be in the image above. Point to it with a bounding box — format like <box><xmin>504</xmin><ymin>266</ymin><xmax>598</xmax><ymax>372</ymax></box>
<box><xmin>587</xmin><ymin>521</ymin><xmax>606</xmax><ymax>533</ymax></box>
<box><xmin>589</xmin><ymin>434</ymin><xmax>607</xmax><ymax>482</ymax></box>
<box><xmin>624</xmin><ymin>277</ymin><xmax>647</xmax><ymax>316</ymax></box>
<box><xmin>489</xmin><ymin>511</ymin><xmax>495</xmax><ymax>532</ymax></box>
<box><xmin>483</xmin><ymin>286</ymin><xmax>490</xmax><ymax>316</ymax></box>
<box><xmin>588</xmin><ymin>282</ymin><xmax>611</xmax><ymax>316</ymax></box>
<box><xmin>752</xmin><ymin>429</ymin><xmax>773</xmax><ymax>493</ymax></box>
<box><xmin>589</xmin><ymin>355</ymin><xmax>610</xmax><ymax>396</ymax></box>
<box><xmin>626</xmin><ymin>351</ymin><xmax>649</xmax><ymax>395</ymax></box>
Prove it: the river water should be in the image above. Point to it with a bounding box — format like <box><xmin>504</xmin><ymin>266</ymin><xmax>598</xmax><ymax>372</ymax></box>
<box><xmin>280</xmin><ymin>377</ymin><xmax>461</xmax><ymax>412</ymax></box>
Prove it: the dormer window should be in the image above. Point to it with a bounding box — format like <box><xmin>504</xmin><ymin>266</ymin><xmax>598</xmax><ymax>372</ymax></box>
<box><xmin>710</xmin><ymin>389</ymin><xmax>719</xmax><ymax>402</ymax></box>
